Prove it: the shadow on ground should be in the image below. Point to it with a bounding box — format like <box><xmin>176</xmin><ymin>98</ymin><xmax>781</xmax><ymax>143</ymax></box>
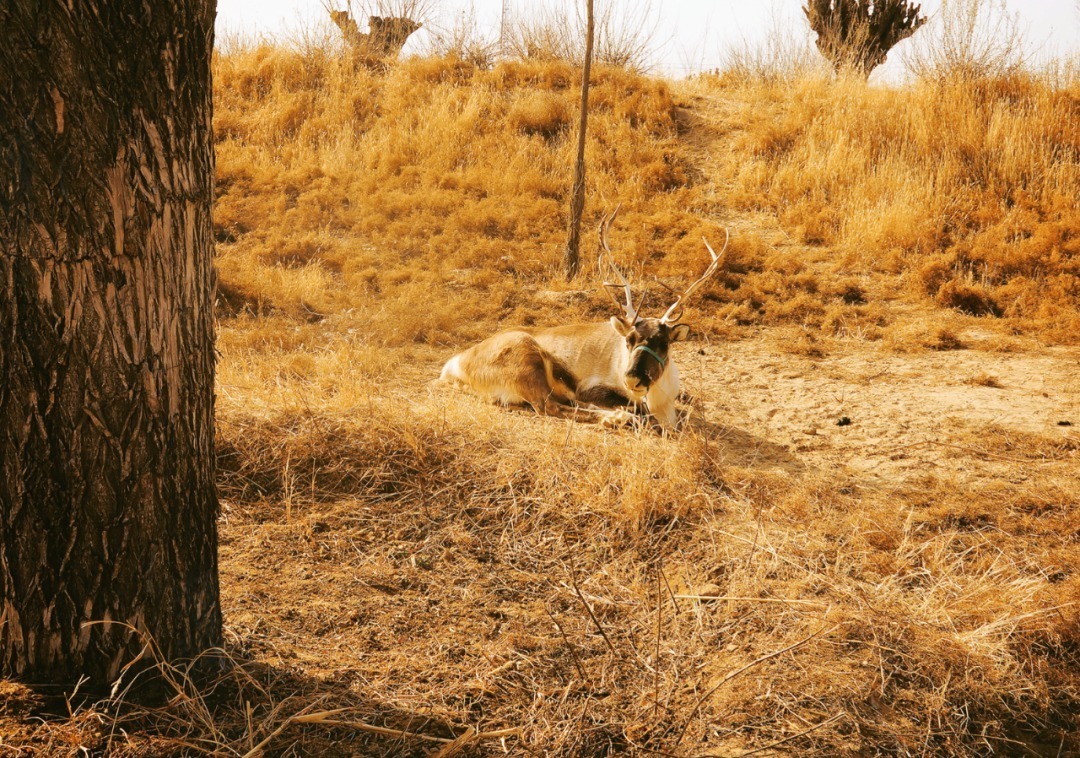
<box><xmin>0</xmin><ymin>655</ymin><xmax>475</xmax><ymax>756</ymax></box>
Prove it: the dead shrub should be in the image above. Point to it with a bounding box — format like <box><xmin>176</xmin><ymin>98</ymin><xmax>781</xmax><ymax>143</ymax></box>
<box><xmin>935</xmin><ymin>279</ymin><xmax>1002</xmax><ymax>317</ymax></box>
<box><xmin>926</xmin><ymin>327</ymin><xmax>966</xmax><ymax>351</ymax></box>
<box><xmin>508</xmin><ymin>93</ymin><xmax>571</xmax><ymax>138</ymax></box>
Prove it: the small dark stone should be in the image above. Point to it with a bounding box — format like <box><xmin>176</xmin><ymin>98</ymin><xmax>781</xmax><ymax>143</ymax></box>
<box><xmin>699</xmin><ymin>349</ymin><xmax>706</xmax><ymax>355</ymax></box>
<box><xmin>1059</xmin><ymin>420</ymin><xmax>1073</xmax><ymax>426</ymax></box>
<box><xmin>837</xmin><ymin>416</ymin><xmax>852</xmax><ymax>427</ymax></box>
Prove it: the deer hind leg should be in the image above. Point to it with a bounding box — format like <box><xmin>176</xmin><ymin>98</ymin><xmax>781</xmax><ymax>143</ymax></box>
<box><xmin>495</xmin><ymin>339</ymin><xmax>628</xmax><ymax>425</ymax></box>
<box><xmin>449</xmin><ymin>334</ymin><xmax>633</xmax><ymax>427</ymax></box>
<box><xmin>527</xmin><ymin>346</ymin><xmax>638</xmax><ymax>428</ymax></box>
<box><xmin>508</xmin><ymin>342</ymin><xmax>582</xmax><ymax>418</ymax></box>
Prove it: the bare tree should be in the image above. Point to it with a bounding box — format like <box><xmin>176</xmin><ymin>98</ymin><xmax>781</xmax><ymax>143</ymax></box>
<box><xmin>0</xmin><ymin>0</ymin><xmax>221</xmax><ymax>685</ymax></box>
<box><xmin>324</xmin><ymin>0</ymin><xmax>432</xmax><ymax>57</ymax></box>
<box><xmin>423</xmin><ymin>6</ymin><xmax>502</xmax><ymax>66</ymax></box>
<box><xmin>804</xmin><ymin>0</ymin><xmax>926</xmax><ymax>77</ymax></box>
<box><xmin>564</xmin><ymin>0</ymin><xmax>595</xmax><ymax>281</ymax></box>
<box><xmin>506</xmin><ymin>0</ymin><xmax>659</xmax><ymax>73</ymax></box>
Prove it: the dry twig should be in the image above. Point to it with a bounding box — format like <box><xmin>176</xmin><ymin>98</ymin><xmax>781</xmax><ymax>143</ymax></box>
<box><xmin>241</xmin><ymin>708</ymin><xmax>520</xmax><ymax>756</ymax></box>
<box><xmin>732</xmin><ymin>712</ymin><xmax>847</xmax><ymax>756</ymax></box>
<box><xmin>673</xmin><ymin>625</ymin><xmax>838</xmax><ymax>747</ymax></box>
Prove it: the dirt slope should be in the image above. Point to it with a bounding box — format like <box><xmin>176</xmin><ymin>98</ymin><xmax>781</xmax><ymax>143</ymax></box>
<box><xmin>687</xmin><ymin>335</ymin><xmax>1078</xmax><ymax>483</ymax></box>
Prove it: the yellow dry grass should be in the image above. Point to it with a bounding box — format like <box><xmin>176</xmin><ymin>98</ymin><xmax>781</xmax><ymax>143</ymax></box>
<box><xmin>3</xmin><ymin>38</ymin><xmax>1078</xmax><ymax>757</ymax></box>
<box><xmin>694</xmin><ymin>68</ymin><xmax>1080</xmax><ymax>341</ymax></box>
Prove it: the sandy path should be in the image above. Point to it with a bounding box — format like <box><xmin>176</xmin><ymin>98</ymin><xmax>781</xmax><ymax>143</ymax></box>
<box><xmin>685</xmin><ymin>336</ymin><xmax>1079</xmax><ymax>486</ymax></box>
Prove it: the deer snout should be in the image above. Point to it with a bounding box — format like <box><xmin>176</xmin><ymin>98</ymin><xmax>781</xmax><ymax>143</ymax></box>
<box><xmin>624</xmin><ymin>374</ymin><xmax>648</xmax><ymax>399</ymax></box>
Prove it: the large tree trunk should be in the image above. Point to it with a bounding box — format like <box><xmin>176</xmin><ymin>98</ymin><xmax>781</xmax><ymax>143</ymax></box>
<box><xmin>0</xmin><ymin>1</ymin><xmax>222</xmax><ymax>686</ymax></box>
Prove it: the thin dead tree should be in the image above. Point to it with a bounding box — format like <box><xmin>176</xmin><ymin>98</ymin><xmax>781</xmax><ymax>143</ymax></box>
<box><xmin>564</xmin><ymin>0</ymin><xmax>595</xmax><ymax>281</ymax></box>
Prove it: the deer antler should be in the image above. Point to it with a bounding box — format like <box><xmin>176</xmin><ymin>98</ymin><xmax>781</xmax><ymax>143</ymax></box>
<box><xmin>598</xmin><ymin>205</ymin><xmax>641</xmax><ymax>324</ymax></box>
<box><xmin>660</xmin><ymin>229</ymin><xmax>729</xmax><ymax>324</ymax></box>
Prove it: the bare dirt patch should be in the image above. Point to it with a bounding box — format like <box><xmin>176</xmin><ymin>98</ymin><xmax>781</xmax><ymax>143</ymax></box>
<box><xmin>687</xmin><ymin>330</ymin><xmax>1080</xmax><ymax>487</ymax></box>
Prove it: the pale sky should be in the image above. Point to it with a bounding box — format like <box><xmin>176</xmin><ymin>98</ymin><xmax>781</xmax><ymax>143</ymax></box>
<box><xmin>215</xmin><ymin>0</ymin><xmax>1080</xmax><ymax>79</ymax></box>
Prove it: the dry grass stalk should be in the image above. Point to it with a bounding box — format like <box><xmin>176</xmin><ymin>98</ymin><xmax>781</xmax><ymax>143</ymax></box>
<box><xmin>241</xmin><ymin>710</ymin><xmax>518</xmax><ymax>756</ymax></box>
<box><xmin>672</xmin><ymin>625</ymin><xmax>839</xmax><ymax>747</ymax></box>
<box><xmin>735</xmin><ymin>712</ymin><xmax>848</xmax><ymax>756</ymax></box>
<box><xmin>675</xmin><ymin>594</ymin><xmax>829</xmax><ymax>609</ymax></box>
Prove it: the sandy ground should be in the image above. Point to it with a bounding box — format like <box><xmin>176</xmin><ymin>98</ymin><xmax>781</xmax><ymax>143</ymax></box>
<box><xmin>682</xmin><ymin>331</ymin><xmax>1079</xmax><ymax>484</ymax></box>
<box><xmin>426</xmin><ymin>324</ymin><xmax>1080</xmax><ymax>486</ymax></box>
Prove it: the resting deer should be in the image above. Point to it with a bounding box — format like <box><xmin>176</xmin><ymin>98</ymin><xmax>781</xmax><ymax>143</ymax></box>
<box><xmin>440</xmin><ymin>209</ymin><xmax>727</xmax><ymax>430</ymax></box>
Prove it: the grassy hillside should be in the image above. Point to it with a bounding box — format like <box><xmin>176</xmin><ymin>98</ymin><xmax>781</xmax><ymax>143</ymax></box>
<box><xmin>5</xmin><ymin>40</ymin><xmax>1077</xmax><ymax>757</ymax></box>
<box><xmin>697</xmin><ymin>69</ymin><xmax>1080</xmax><ymax>339</ymax></box>
<box><xmin>212</xmin><ymin>45</ymin><xmax>1080</xmax><ymax>346</ymax></box>
<box><xmin>205</xmin><ymin>45</ymin><xmax>1078</xmax><ymax>756</ymax></box>
<box><xmin>212</xmin><ymin>47</ymin><xmax>717</xmax><ymax>340</ymax></box>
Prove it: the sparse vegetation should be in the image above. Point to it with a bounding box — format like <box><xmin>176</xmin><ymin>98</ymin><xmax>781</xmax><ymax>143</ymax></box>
<box><xmin>3</xmin><ymin>21</ymin><xmax>1079</xmax><ymax>758</ymax></box>
<box><xmin>504</xmin><ymin>0</ymin><xmax>660</xmax><ymax>73</ymax></box>
<box><xmin>697</xmin><ymin>65</ymin><xmax>1080</xmax><ymax>341</ymax></box>
<box><xmin>904</xmin><ymin>0</ymin><xmax>1028</xmax><ymax>80</ymax></box>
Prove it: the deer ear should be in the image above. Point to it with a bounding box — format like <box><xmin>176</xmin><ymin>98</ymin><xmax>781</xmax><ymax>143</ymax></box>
<box><xmin>669</xmin><ymin>324</ymin><xmax>690</xmax><ymax>342</ymax></box>
<box><xmin>610</xmin><ymin>316</ymin><xmax>633</xmax><ymax>337</ymax></box>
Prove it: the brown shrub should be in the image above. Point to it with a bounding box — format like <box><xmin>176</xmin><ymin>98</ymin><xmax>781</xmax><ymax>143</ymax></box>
<box><xmin>935</xmin><ymin>279</ymin><xmax>1002</xmax><ymax>317</ymax></box>
<box><xmin>508</xmin><ymin>92</ymin><xmax>571</xmax><ymax>138</ymax></box>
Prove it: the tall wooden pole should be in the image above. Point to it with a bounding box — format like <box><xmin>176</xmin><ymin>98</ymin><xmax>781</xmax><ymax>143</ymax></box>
<box><xmin>563</xmin><ymin>0</ymin><xmax>595</xmax><ymax>281</ymax></box>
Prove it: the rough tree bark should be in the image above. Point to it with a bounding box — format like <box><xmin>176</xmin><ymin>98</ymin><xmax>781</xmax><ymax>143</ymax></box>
<box><xmin>563</xmin><ymin>0</ymin><xmax>595</xmax><ymax>281</ymax></box>
<box><xmin>0</xmin><ymin>1</ymin><xmax>222</xmax><ymax>685</ymax></box>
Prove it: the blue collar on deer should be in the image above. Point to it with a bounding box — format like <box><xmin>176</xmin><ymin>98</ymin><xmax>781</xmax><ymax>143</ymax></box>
<box><xmin>631</xmin><ymin>344</ymin><xmax>666</xmax><ymax>368</ymax></box>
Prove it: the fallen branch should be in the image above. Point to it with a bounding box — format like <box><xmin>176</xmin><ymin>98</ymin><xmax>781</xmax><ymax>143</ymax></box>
<box><xmin>545</xmin><ymin>604</ymin><xmax>589</xmax><ymax>682</ymax></box>
<box><xmin>570</xmin><ymin>561</ymin><xmax>621</xmax><ymax>659</ymax></box>
<box><xmin>430</xmin><ymin>726</ymin><xmax>478</xmax><ymax>758</ymax></box>
<box><xmin>320</xmin><ymin>720</ymin><xmax>520</xmax><ymax>743</ymax></box>
<box><xmin>239</xmin><ymin>707</ymin><xmax>520</xmax><ymax>757</ymax></box>
<box><xmin>732</xmin><ymin>712</ymin><xmax>847</xmax><ymax>756</ymax></box>
<box><xmin>240</xmin><ymin>704</ymin><xmax>342</xmax><ymax>758</ymax></box>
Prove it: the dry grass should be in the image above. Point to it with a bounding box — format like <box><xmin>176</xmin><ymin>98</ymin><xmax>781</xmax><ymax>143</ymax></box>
<box><xmin>690</xmin><ymin>66</ymin><xmax>1080</xmax><ymax>342</ymax></box>
<box><xmin>13</xmin><ymin>391</ymin><xmax>1075</xmax><ymax>754</ymax></box>
<box><xmin>3</xmin><ymin>34</ymin><xmax>1080</xmax><ymax>757</ymax></box>
<box><xmin>210</xmin><ymin>45</ymin><xmax>720</xmax><ymax>347</ymax></box>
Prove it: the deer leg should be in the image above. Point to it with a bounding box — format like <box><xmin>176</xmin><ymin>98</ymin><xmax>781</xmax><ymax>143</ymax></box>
<box><xmin>510</xmin><ymin>345</ymin><xmax>637</xmax><ymax>427</ymax></box>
